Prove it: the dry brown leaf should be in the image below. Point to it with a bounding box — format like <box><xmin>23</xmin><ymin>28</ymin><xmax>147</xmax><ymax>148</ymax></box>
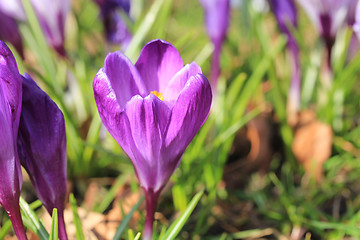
<box><xmin>292</xmin><ymin>110</ymin><xmax>333</xmax><ymax>182</ymax></box>
<box><xmin>41</xmin><ymin>207</ymin><xmax>103</xmax><ymax>240</ymax></box>
<box><xmin>93</xmin><ymin>191</ymin><xmax>141</xmax><ymax>239</ymax></box>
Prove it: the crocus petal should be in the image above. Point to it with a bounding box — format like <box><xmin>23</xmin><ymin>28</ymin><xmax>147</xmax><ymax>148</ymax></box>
<box><xmin>0</xmin><ymin>41</ymin><xmax>22</xmax><ymax>140</ymax></box>
<box><xmin>0</xmin><ymin>0</ymin><xmax>25</xmax><ymax>21</ymax></box>
<box><xmin>163</xmin><ymin>62</ymin><xmax>202</xmax><ymax>107</ymax></box>
<box><xmin>0</xmin><ymin>40</ymin><xmax>26</xmax><ymax>240</ymax></box>
<box><xmin>0</xmin><ymin>107</ymin><xmax>26</xmax><ymax>240</ymax></box>
<box><xmin>124</xmin><ymin>94</ymin><xmax>171</xmax><ymax>191</ymax></box>
<box><xmin>0</xmin><ymin>12</ymin><xmax>24</xmax><ymax>58</ymax></box>
<box><xmin>135</xmin><ymin>39</ymin><xmax>184</xmax><ymax>93</ymax></box>
<box><xmin>17</xmin><ymin>74</ymin><xmax>67</xmax><ymax>215</ymax></box>
<box><xmin>30</xmin><ymin>0</ymin><xmax>71</xmax><ymax>56</ymax></box>
<box><xmin>0</xmin><ymin>94</ymin><xmax>21</xmax><ymax>206</ymax></box>
<box><xmin>93</xmin><ymin>54</ymin><xmax>145</xmax><ymax>164</ymax></box>
<box><xmin>163</xmin><ymin>74</ymin><xmax>212</xmax><ymax>185</ymax></box>
<box><xmin>354</xmin><ymin>1</ymin><xmax>360</xmax><ymax>39</ymax></box>
<box><xmin>102</xmin><ymin>51</ymin><xmax>146</xmax><ymax>109</ymax></box>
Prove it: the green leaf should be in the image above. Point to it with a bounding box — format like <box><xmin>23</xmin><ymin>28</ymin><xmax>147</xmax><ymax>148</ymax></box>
<box><xmin>133</xmin><ymin>232</ymin><xmax>141</xmax><ymax>240</ymax></box>
<box><xmin>49</xmin><ymin>208</ymin><xmax>58</xmax><ymax>240</ymax></box>
<box><xmin>19</xmin><ymin>197</ymin><xmax>49</xmax><ymax>240</ymax></box>
<box><xmin>70</xmin><ymin>194</ymin><xmax>85</xmax><ymax>240</ymax></box>
<box><xmin>113</xmin><ymin>196</ymin><xmax>144</xmax><ymax>240</ymax></box>
<box><xmin>160</xmin><ymin>190</ymin><xmax>204</xmax><ymax>240</ymax></box>
<box><xmin>94</xmin><ymin>174</ymin><xmax>130</xmax><ymax>213</ymax></box>
<box><xmin>125</xmin><ymin>0</ymin><xmax>167</xmax><ymax>60</ymax></box>
<box><xmin>0</xmin><ymin>220</ymin><xmax>12</xmax><ymax>240</ymax></box>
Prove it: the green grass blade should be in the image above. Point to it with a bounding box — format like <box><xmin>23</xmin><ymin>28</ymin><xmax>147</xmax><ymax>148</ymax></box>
<box><xmin>233</xmin><ymin>36</ymin><xmax>286</xmax><ymax>122</ymax></box>
<box><xmin>94</xmin><ymin>174</ymin><xmax>130</xmax><ymax>213</ymax></box>
<box><xmin>21</xmin><ymin>0</ymin><xmax>57</xmax><ymax>80</ymax></box>
<box><xmin>113</xmin><ymin>196</ymin><xmax>144</xmax><ymax>240</ymax></box>
<box><xmin>213</xmin><ymin>106</ymin><xmax>263</xmax><ymax>148</ymax></box>
<box><xmin>49</xmin><ymin>208</ymin><xmax>58</xmax><ymax>240</ymax></box>
<box><xmin>133</xmin><ymin>232</ymin><xmax>141</xmax><ymax>240</ymax></box>
<box><xmin>29</xmin><ymin>200</ymin><xmax>43</xmax><ymax>210</ymax></box>
<box><xmin>160</xmin><ymin>190</ymin><xmax>204</xmax><ymax>240</ymax></box>
<box><xmin>125</xmin><ymin>0</ymin><xmax>167</xmax><ymax>60</ymax></box>
<box><xmin>19</xmin><ymin>197</ymin><xmax>49</xmax><ymax>240</ymax></box>
<box><xmin>0</xmin><ymin>220</ymin><xmax>12</xmax><ymax>240</ymax></box>
<box><xmin>232</xmin><ymin>228</ymin><xmax>275</xmax><ymax>239</ymax></box>
<box><xmin>69</xmin><ymin>194</ymin><xmax>85</xmax><ymax>240</ymax></box>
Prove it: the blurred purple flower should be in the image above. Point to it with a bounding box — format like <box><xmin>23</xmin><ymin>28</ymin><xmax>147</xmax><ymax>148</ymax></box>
<box><xmin>199</xmin><ymin>0</ymin><xmax>230</xmax><ymax>91</ymax></box>
<box><xmin>0</xmin><ymin>12</ymin><xmax>24</xmax><ymax>58</ymax></box>
<box><xmin>0</xmin><ymin>0</ymin><xmax>25</xmax><ymax>21</ymax></box>
<box><xmin>0</xmin><ymin>41</ymin><xmax>27</xmax><ymax>240</ymax></box>
<box><xmin>269</xmin><ymin>0</ymin><xmax>301</xmax><ymax>120</ymax></box>
<box><xmin>0</xmin><ymin>0</ymin><xmax>71</xmax><ymax>56</ymax></box>
<box><xmin>17</xmin><ymin>74</ymin><xmax>68</xmax><ymax>240</ymax></box>
<box><xmin>354</xmin><ymin>1</ymin><xmax>360</xmax><ymax>39</ymax></box>
<box><xmin>296</xmin><ymin>0</ymin><xmax>354</xmax><ymax>53</ymax></box>
<box><xmin>93</xmin><ymin>39</ymin><xmax>212</xmax><ymax>240</ymax></box>
<box><xmin>30</xmin><ymin>0</ymin><xmax>71</xmax><ymax>56</ymax></box>
<box><xmin>94</xmin><ymin>0</ymin><xmax>132</xmax><ymax>47</ymax></box>
<box><xmin>346</xmin><ymin>0</ymin><xmax>358</xmax><ymax>26</ymax></box>
<box><xmin>269</xmin><ymin>0</ymin><xmax>297</xmax><ymax>36</ymax></box>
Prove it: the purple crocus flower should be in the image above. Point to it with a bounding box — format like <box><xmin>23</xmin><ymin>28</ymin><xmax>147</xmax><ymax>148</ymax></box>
<box><xmin>30</xmin><ymin>0</ymin><xmax>71</xmax><ymax>56</ymax></box>
<box><xmin>93</xmin><ymin>39</ymin><xmax>212</xmax><ymax>240</ymax></box>
<box><xmin>269</xmin><ymin>0</ymin><xmax>297</xmax><ymax>36</ymax></box>
<box><xmin>94</xmin><ymin>0</ymin><xmax>132</xmax><ymax>47</ymax></box>
<box><xmin>296</xmin><ymin>0</ymin><xmax>354</xmax><ymax>65</ymax></box>
<box><xmin>269</xmin><ymin>0</ymin><xmax>301</xmax><ymax>122</ymax></box>
<box><xmin>199</xmin><ymin>0</ymin><xmax>230</xmax><ymax>91</ymax></box>
<box><xmin>0</xmin><ymin>41</ymin><xmax>27</xmax><ymax>240</ymax></box>
<box><xmin>17</xmin><ymin>74</ymin><xmax>68</xmax><ymax>240</ymax></box>
<box><xmin>0</xmin><ymin>12</ymin><xmax>24</xmax><ymax>58</ymax></box>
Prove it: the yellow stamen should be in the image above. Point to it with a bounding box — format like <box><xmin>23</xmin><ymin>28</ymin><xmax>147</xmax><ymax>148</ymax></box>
<box><xmin>151</xmin><ymin>91</ymin><xmax>164</xmax><ymax>101</ymax></box>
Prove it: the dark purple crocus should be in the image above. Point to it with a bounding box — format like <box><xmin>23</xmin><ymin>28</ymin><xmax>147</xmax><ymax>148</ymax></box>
<box><xmin>0</xmin><ymin>12</ymin><xmax>24</xmax><ymax>58</ymax></box>
<box><xmin>17</xmin><ymin>74</ymin><xmax>68</xmax><ymax>240</ymax></box>
<box><xmin>269</xmin><ymin>0</ymin><xmax>300</xmax><ymax>121</ymax></box>
<box><xmin>199</xmin><ymin>0</ymin><xmax>230</xmax><ymax>91</ymax></box>
<box><xmin>93</xmin><ymin>39</ymin><xmax>212</xmax><ymax>240</ymax></box>
<box><xmin>94</xmin><ymin>0</ymin><xmax>132</xmax><ymax>47</ymax></box>
<box><xmin>0</xmin><ymin>41</ymin><xmax>27</xmax><ymax>240</ymax></box>
<box><xmin>297</xmin><ymin>0</ymin><xmax>354</xmax><ymax>68</ymax></box>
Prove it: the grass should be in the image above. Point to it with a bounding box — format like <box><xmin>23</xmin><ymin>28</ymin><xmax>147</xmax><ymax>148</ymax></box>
<box><xmin>1</xmin><ymin>0</ymin><xmax>360</xmax><ymax>239</ymax></box>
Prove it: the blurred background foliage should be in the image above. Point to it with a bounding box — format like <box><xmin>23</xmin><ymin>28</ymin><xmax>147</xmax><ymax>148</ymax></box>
<box><xmin>1</xmin><ymin>0</ymin><xmax>360</xmax><ymax>239</ymax></box>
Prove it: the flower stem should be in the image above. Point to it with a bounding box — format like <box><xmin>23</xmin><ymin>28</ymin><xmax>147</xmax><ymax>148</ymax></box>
<box><xmin>7</xmin><ymin>204</ymin><xmax>27</xmax><ymax>240</ymax></box>
<box><xmin>143</xmin><ymin>189</ymin><xmax>159</xmax><ymax>240</ymax></box>
<box><xmin>210</xmin><ymin>42</ymin><xmax>222</xmax><ymax>95</ymax></box>
<box><xmin>57</xmin><ymin>209</ymin><xmax>68</xmax><ymax>240</ymax></box>
<box><xmin>287</xmin><ymin>37</ymin><xmax>301</xmax><ymax>125</ymax></box>
<box><xmin>319</xmin><ymin>39</ymin><xmax>334</xmax><ymax>107</ymax></box>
